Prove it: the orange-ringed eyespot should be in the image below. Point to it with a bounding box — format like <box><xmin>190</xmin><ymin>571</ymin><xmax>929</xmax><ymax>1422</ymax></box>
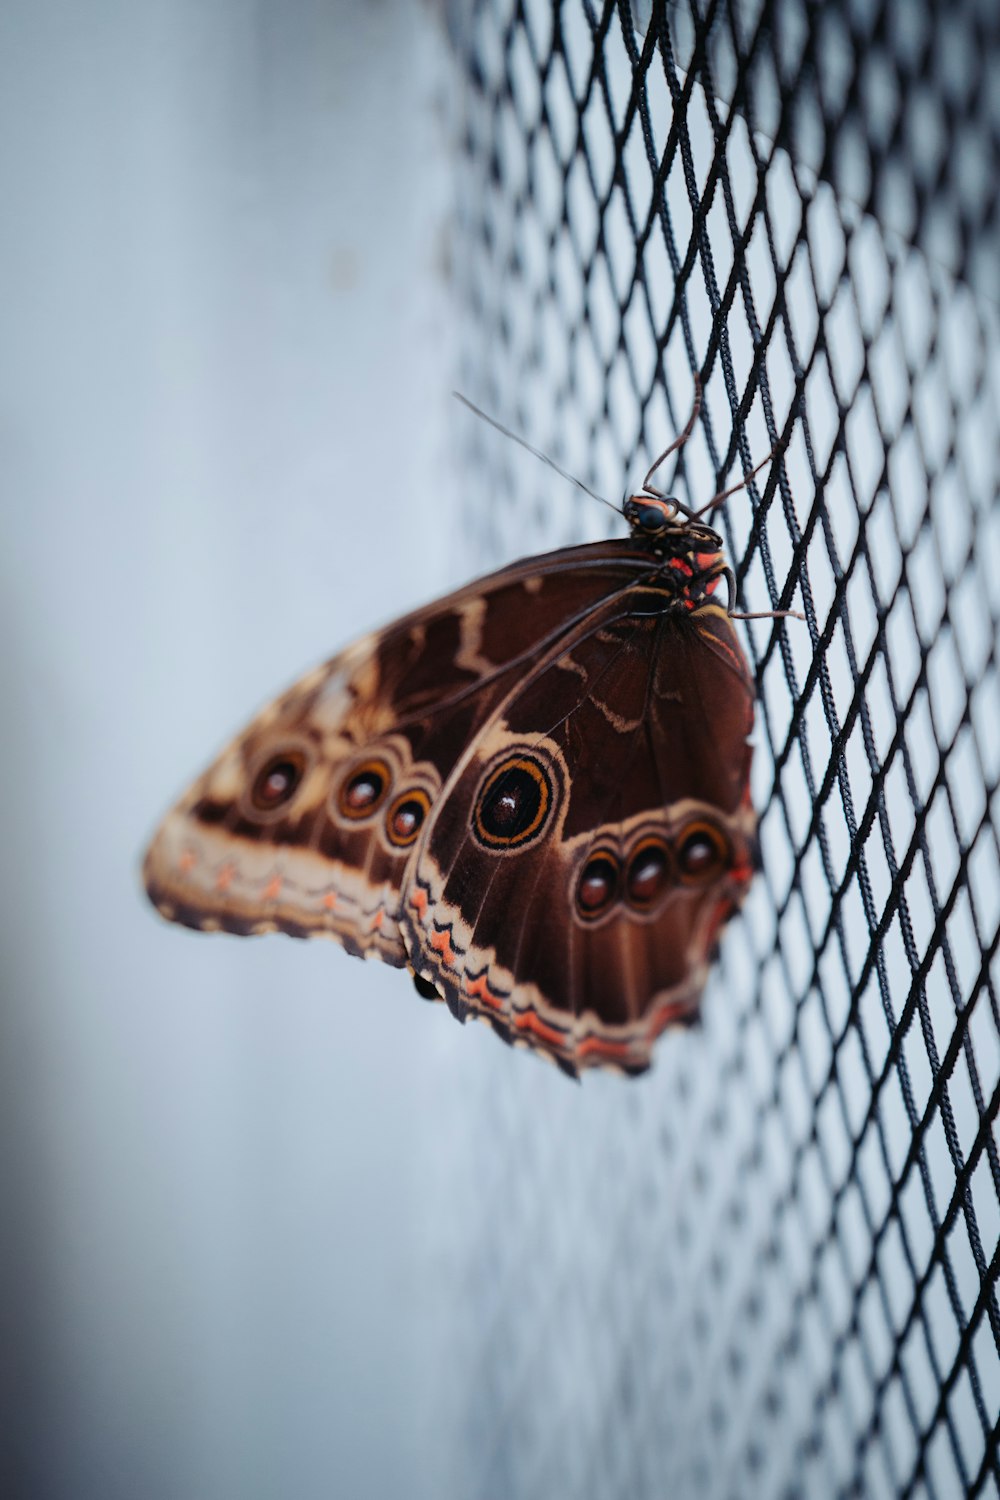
<box><xmin>626</xmin><ymin>838</ymin><xmax>670</xmax><ymax>907</ymax></box>
<box><xmin>676</xmin><ymin>821</ymin><xmax>729</xmax><ymax>882</ymax></box>
<box><xmin>338</xmin><ymin>759</ymin><xmax>391</xmax><ymax>820</ymax></box>
<box><xmin>251</xmin><ymin>752</ymin><xmax>306</xmax><ymax>811</ymax></box>
<box><xmin>474</xmin><ymin>754</ymin><xmax>552</xmax><ymax>849</ymax></box>
<box><xmin>386</xmin><ymin>788</ymin><xmax>430</xmax><ymax>847</ymax></box>
<box><xmin>576</xmin><ymin>852</ymin><xmax>619</xmax><ymax>919</ymax></box>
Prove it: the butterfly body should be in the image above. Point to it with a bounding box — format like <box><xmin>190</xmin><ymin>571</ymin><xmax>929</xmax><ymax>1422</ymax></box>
<box><xmin>144</xmin><ymin>512</ymin><xmax>758</xmax><ymax>1077</ymax></box>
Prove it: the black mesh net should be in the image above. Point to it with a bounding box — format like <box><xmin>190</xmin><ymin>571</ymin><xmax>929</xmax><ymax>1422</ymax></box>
<box><xmin>436</xmin><ymin>2</ymin><xmax>1000</xmax><ymax>1496</ymax></box>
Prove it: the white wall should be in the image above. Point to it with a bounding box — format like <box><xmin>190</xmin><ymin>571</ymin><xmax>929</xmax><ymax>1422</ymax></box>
<box><xmin>0</xmin><ymin>4</ymin><xmax>465</xmax><ymax>1497</ymax></box>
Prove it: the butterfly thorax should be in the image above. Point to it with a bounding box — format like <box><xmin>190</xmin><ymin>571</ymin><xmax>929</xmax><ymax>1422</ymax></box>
<box><xmin>623</xmin><ymin>496</ymin><xmax>728</xmax><ymax>611</ymax></box>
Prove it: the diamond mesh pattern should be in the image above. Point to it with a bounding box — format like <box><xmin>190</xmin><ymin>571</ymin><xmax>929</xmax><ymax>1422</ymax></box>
<box><xmin>440</xmin><ymin>3</ymin><xmax>1000</xmax><ymax>1497</ymax></box>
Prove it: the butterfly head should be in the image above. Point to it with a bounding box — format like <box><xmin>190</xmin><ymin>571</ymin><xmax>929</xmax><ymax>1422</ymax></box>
<box><xmin>623</xmin><ymin>492</ymin><xmax>723</xmax><ymax>556</ymax></box>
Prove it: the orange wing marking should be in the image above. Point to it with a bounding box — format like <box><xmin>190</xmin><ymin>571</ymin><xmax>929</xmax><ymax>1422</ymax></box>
<box><xmin>215</xmin><ymin>863</ymin><xmax>235</xmax><ymax>893</ymax></box>
<box><xmin>369</xmin><ymin>908</ymin><xmax>385</xmax><ymax>932</ymax></box>
<box><xmin>576</xmin><ymin>1034</ymin><xmax>635</xmax><ymax>1063</ymax></box>
<box><xmin>322</xmin><ymin>891</ymin><xmax>338</xmax><ymax>911</ymax></box>
<box><xmin>429</xmin><ymin>926</ymin><xmax>456</xmax><ymax>967</ymax></box>
<box><xmin>178</xmin><ymin>849</ymin><xmax>197</xmax><ymax>874</ymax></box>
<box><xmin>512</xmin><ymin>1010</ymin><xmax>568</xmax><ymax>1049</ymax></box>
<box><xmin>263</xmin><ymin>875</ymin><xmax>283</xmax><ymax>901</ymax></box>
<box><xmin>410</xmin><ymin>886</ymin><xmax>429</xmax><ymax>920</ymax></box>
<box><xmin>465</xmin><ymin>973</ymin><xmax>504</xmax><ymax>1012</ymax></box>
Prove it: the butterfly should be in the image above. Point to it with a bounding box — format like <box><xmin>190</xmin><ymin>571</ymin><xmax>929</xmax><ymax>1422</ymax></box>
<box><xmin>143</xmin><ymin>379</ymin><xmax>797</xmax><ymax>1077</ymax></box>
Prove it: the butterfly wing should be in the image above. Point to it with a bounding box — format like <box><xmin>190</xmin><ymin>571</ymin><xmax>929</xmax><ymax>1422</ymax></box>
<box><xmin>400</xmin><ymin>597</ymin><xmax>756</xmax><ymax>1075</ymax></box>
<box><xmin>143</xmin><ymin>543</ymin><xmax>663</xmax><ymax>972</ymax></box>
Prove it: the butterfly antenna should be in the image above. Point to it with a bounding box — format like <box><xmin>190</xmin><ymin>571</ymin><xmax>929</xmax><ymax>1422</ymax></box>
<box><xmin>452</xmin><ymin>392</ymin><xmax>623</xmax><ymax>518</ymax></box>
<box><xmin>641</xmin><ymin>373</ymin><xmax>702</xmax><ymax>495</ymax></box>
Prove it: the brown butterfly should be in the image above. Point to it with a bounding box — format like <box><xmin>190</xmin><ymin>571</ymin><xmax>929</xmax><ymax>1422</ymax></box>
<box><xmin>143</xmin><ymin>380</ymin><xmax>797</xmax><ymax>1076</ymax></box>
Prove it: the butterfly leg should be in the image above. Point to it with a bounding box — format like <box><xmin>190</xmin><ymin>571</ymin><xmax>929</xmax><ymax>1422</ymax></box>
<box><xmin>719</xmin><ymin>563</ymin><xmax>805</xmax><ymax>623</ymax></box>
<box><xmin>721</xmin><ymin>564</ymin><xmax>738</xmax><ymax>613</ymax></box>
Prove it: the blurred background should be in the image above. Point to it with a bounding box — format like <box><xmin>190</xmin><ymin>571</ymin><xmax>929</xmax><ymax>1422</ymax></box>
<box><xmin>1</xmin><ymin>3</ymin><xmax>462</xmax><ymax>1496</ymax></box>
<box><xmin>2</xmin><ymin>3</ymin><xmax>998</xmax><ymax>1498</ymax></box>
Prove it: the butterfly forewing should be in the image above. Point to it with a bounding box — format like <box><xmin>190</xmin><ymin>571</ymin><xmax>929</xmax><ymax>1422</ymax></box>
<box><xmin>145</xmin><ymin>548</ymin><xmax>669</xmax><ymax>955</ymax></box>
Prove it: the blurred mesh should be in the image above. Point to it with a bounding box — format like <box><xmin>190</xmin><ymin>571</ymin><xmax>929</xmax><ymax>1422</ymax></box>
<box><xmin>435</xmin><ymin>2</ymin><xmax>1000</xmax><ymax>1497</ymax></box>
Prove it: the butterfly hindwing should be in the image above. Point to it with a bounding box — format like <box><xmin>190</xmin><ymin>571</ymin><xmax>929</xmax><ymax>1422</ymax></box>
<box><xmin>400</xmin><ymin>595</ymin><xmax>757</xmax><ymax>1074</ymax></box>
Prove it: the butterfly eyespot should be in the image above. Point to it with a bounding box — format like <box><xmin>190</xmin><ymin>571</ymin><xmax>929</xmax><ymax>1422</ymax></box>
<box><xmin>626</xmin><ymin>838</ymin><xmax>671</xmax><ymax>908</ymax></box>
<box><xmin>474</xmin><ymin>754</ymin><xmax>553</xmax><ymax>850</ymax></box>
<box><xmin>250</xmin><ymin>752</ymin><xmax>306</xmax><ymax>811</ymax></box>
<box><xmin>338</xmin><ymin>759</ymin><xmax>391</xmax><ymax>820</ymax></box>
<box><xmin>576</xmin><ymin>852</ymin><xmax>620</xmax><ymax>920</ymax></box>
<box><xmin>675</xmin><ymin>822</ymin><xmax>730</xmax><ymax>883</ymax></box>
<box><xmin>386</xmin><ymin>788</ymin><xmax>431</xmax><ymax>847</ymax></box>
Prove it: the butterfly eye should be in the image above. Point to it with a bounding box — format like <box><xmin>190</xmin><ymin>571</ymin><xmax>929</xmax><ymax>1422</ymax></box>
<box><xmin>251</xmin><ymin>752</ymin><xmax>306</xmax><ymax>811</ymax></box>
<box><xmin>576</xmin><ymin>852</ymin><xmax>619</xmax><ymax>920</ymax></box>
<box><xmin>675</xmin><ymin>821</ymin><xmax>730</xmax><ymax>883</ymax></box>
<box><xmin>626</xmin><ymin>498</ymin><xmax>674</xmax><ymax>535</ymax></box>
<box><xmin>625</xmin><ymin>839</ymin><xmax>671</xmax><ymax>908</ymax></box>
<box><xmin>386</xmin><ymin>789</ymin><xmax>431</xmax><ymax>847</ymax></box>
<box><xmin>338</xmin><ymin>759</ymin><xmax>391</xmax><ymax>820</ymax></box>
<box><xmin>474</xmin><ymin>754</ymin><xmax>553</xmax><ymax>849</ymax></box>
